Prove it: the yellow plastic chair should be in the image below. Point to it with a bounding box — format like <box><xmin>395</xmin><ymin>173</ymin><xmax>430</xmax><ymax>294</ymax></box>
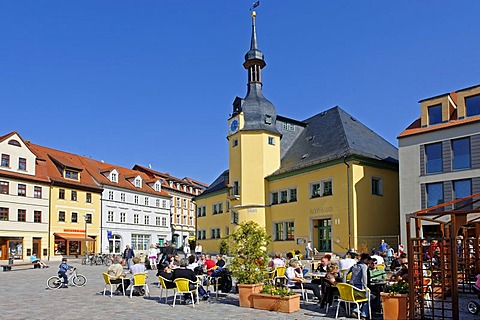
<box><xmin>273</xmin><ymin>266</ymin><xmax>287</xmax><ymax>286</ymax></box>
<box><xmin>377</xmin><ymin>263</ymin><xmax>386</xmax><ymax>271</ymax></box>
<box><xmin>130</xmin><ymin>273</ymin><xmax>150</xmax><ymax>299</ymax></box>
<box><xmin>102</xmin><ymin>273</ymin><xmax>125</xmax><ymax>297</ymax></box>
<box><xmin>173</xmin><ymin>278</ymin><xmax>199</xmax><ymax>307</ymax></box>
<box><xmin>335</xmin><ymin>283</ymin><xmax>371</xmax><ymax>320</ymax></box>
<box><xmin>158</xmin><ymin>276</ymin><xmax>173</xmax><ymax>304</ymax></box>
<box><xmin>268</xmin><ymin>269</ymin><xmax>276</xmax><ymax>284</ymax></box>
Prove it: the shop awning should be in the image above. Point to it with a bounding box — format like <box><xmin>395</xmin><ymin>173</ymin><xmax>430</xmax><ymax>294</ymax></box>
<box><xmin>55</xmin><ymin>233</ymin><xmax>95</xmax><ymax>241</ymax></box>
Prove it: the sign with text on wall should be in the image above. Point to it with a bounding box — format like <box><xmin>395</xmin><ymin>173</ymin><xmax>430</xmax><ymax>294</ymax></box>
<box><xmin>309</xmin><ymin>207</ymin><xmax>333</xmax><ymax>214</ymax></box>
<box><xmin>107</xmin><ymin>231</ymin><xmax>112</xmax><ymax>239</ymax></box>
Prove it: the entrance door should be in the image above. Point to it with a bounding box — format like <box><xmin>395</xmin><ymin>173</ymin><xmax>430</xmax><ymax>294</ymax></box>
<box><xmin>33</xmin><ymin>238</ymin><xmax>41</xmax><ymax>257</ymax></box>
<box><xmin>317</xmin><ymin>218</ymin><xmax>332</xmax><ymax>252</ymax></box>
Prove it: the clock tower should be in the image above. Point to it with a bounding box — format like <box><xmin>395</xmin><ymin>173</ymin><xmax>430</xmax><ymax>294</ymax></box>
<box><xmin>227</xmin><ymin>10</ymin><xmax>281</xmax><ymax>228</ymax></box>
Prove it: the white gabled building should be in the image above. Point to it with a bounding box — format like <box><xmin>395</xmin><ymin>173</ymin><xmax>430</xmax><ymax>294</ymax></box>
<box><xmin>80</xmin><ymin>158</ymin><xmax>171</xmax><ymax>255</ymax></box>
<box><xmin>0</xmin><ymin>132</ymin><xmax>50</xmax><ymax>261</ymax></box>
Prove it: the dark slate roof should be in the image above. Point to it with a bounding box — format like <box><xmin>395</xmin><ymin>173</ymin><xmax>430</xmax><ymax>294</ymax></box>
<box><xmin>198</xmin><ymin>169</ymin><xmax>229</xmax><ymax>197</ymax></box>
<box><xmin>273</xmin><ymin>106</ymin><xmax>398</xmax><ymax>175</ymax></box>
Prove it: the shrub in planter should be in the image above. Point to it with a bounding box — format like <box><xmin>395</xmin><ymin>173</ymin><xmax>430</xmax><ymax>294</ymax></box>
<box><xmin>381</xmin><ymin>281</ymin><xmax>408</xmax><ymax>319</ymax></box>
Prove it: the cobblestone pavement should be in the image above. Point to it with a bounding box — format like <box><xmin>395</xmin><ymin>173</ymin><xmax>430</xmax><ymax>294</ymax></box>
<box><xmin>0</xmin><ymin>261</ymin><xmax>478</xmax><ymax>320</ymax></box>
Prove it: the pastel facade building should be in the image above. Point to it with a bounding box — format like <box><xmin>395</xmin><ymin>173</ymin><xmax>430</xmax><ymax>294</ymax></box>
<box><xmin>398</xmin><ymin>85</ymin><xmax>480</xmax><ymax>243</ymax></box>
<box><xmin>0</xmin><ymin>132</ymin><xmax>50</xmax><ymax>261</ymax></box>
<box><xmin>195</xmin><ymin>12</ymin><xmax>400</xmax><ymax>254</ymax></box>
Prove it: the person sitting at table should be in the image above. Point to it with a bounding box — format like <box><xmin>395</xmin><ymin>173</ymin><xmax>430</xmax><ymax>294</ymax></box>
<box><xmin>393</xmin><ymin>259</ymin><xmax>409</xmax><ymax>282</ymax></box>
<box><xmin>320</xmin><ymin>262</ymin><xmax>342</xmax><ymax>308</ymax></box>
<box><xmin>30</xmin><ymin>253</ymin><xmax>48</xmax><ymax>268</ymax></box>
<box><xmin>107</xmin><ymin>256</ymin><xmax>131</xmax><ymax>295</ymax></box>
<box><xmin>339</xmin><ymin>251</ymin><xmax>357</xmax><ymax>272</ymax></box>
<box><xmin>204</xmin><ymin>254</ymin><xmax>216</xmax><ymax>275</ymax></box>
<box><xmin>157</xmin><ymin>263</ymin><xmax>176</xmax><ymax>289</ymax></box>
<box><xmin>390</xmin><ymin>252</ymin><xmax>407</xmax><ymax>271</ymax></box>
<box><xmin>129</xmin><ymin>257</ymin><xmax>147</xmax><ymax>295</ymax></box>
<box><xmin>268</xmin><ymin>252</ymin><xmax>286</xmax><ymax>269</ymax></box>
<box><xmin>370</xmin><ymin>250</ymin><xmax>384</xmax><ymax>265</ymax></box>
<box><xmin>187</xmin><ymin>254</ymin><xmax>199</xmax><ymax>271</ymax></box>
<box><xmin>369</xmin><ymin>258</ymin><xmax>386</xmax><ymax>281</ymax></box>
<box><xmin>368</xmin><ymin>258</ymin><xmax>385</xmax><ymax>313</ymax></box>
<box><xmin>286</xmin><ymin>259</ymin><xmax>322</xmax><ymax>303</ymax></box>
<box><xmin>315</xmin><ymin>255</ymin><xmax>331</xmax><ymax>273</ymax></box>
<box><xmin>348</xmin><ymin>253</ymin><xmax>371</xmax><ymax>319</ymax></box>
<box><xmin>172</xmin><ymin>258</ymin><xmax>199</xmax><ymax>304</ymax></box>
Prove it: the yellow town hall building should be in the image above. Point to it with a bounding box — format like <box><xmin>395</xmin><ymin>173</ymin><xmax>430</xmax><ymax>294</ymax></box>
<box><xmin>195</xmin><ymin>12</ymin><xmax>400</xmax><ymax>255</ymax></box>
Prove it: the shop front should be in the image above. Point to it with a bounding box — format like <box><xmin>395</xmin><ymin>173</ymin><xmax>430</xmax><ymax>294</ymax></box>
<box><xmin>0</xmin><ymin>237</ymin><xmax>24</xmax><ymax>260</ymax></box>
<box><xmin>54</xmin><ymin>233</ymin><xmax>95</xmax><ymax>257</ymax></box>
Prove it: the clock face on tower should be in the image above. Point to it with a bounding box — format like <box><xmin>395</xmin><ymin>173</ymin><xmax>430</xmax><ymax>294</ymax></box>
<box><xmin>229</xmin><ymin>118</ymin><xmax>239</xmax><ymax>135</ymax></box>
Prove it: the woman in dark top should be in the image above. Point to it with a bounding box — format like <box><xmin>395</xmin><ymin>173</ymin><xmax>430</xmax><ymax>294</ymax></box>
<box><xmin>172</xmin><ymin>258</ymin><xmax>198</xmax><ymax>302</ymax></box>
<box><xmin>157</xmin><ymin>264</ymin><xmax>176</xmax><ymax>289</ymax></box>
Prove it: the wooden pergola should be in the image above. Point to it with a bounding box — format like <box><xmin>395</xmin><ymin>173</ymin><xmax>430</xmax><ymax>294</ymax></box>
<box><xmin>406</xmin><ymin>193</ymin><xmax>480</xmax><ymax>319</ymax></box>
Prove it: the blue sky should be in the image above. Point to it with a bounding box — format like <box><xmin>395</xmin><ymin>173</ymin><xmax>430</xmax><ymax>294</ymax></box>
<box><xmin>1</xmin><ymin>1</ymin><xmax>480</xmax><ymax>184</ymax></box>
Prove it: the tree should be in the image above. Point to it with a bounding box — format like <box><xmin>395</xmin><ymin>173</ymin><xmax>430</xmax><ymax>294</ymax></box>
<box><xmin>228</xmin><ymin>221</ymin><xmax>271</xmax><ymax>284</ymax></box>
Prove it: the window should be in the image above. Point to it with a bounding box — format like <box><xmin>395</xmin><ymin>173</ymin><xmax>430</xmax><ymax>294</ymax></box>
<box><xmin>184</xmin><ymin>199</ymin><xmax>188</xmax><ymax>209</ymax></box>
<box><xmin>86</xmin><ymin>192</ymin><xmax>92</xmax><ymax>203</ymax></box>
<box><xmin>213</xmin><ymin>204</ymin><xmax>218</xmax><ymax>214</ymax></box>
<box><xmin>120</xmin><ymin>212</ymin><xmax>126</xmax><ymax>223</ymax></box>
<box><xmin>134</xmin><ymin>214</ymin><xmax>139</xmax><ymax>224</ymax></box>
<box><xmin>8</xmin><ymin>139</ymin><xmax>20</xmax><ymax>147</ymax></box>
<box><xmin>120</xmin><ymin>193</ymin><xmax>125</xmax><ymax>202</ymax></box>
<box><xmin>34</xmin><ymin>186</ymin><xmax>42</xmax><ymax>199</ymax></box>
<box><xmin>274</xmin><ymin>221</ymin><xmax>295</xmax><ymax>241</ymax></box>
<box><xmin>135</xmin><ymin>178</ymin><xmax>141</xmax><ymax>188</ymax></box>
<box><xmin>1</xmin><ymin>154</ymin><xmax>10</xmax><ymax>167</ymax></box>
<box><xmin>453</xmin><ymin>179</ymin><xmax>472</xmax><ymax>209</ymax></box>
<box><xmin>198</xmin><ymin>230</ymin><xmax>206</xmax><ymax>240</ymax></box>
<box><xmin>162</xmin><ymin>200</ymin><xmax>167</xmax><ymax>208</ymax></box>
<box><xmin>0</xmin><ymin>207</ymin><xmax>8</xmax><ymax>221</ymax></box>
<box><xmin>156</xmin><ymin>216</ymin><xmax>161</xmax><ymax>226</ymax></box>
<box><xmin>211</xmin><ymin>228</ymin><xmax>221</xmax><ymax>239</ymax></box>
<box><xmin>283</xmin><ymin>122</ymin><xmax>295</xmax><ymax>131</ymax></box>
<box><xmin>18</xmin><ymin>184</ymin><xmax>26</xmax><ymax>197</ymax></box>
<box><xmin>466</xmin><ymin>94</ymin><xmax>480</xmax><ymax>117</ymax></box>
<box><xmin>162</xmin><ymin>217</ymin><xmax>167</xmax><ymax>226</ymax></box>
<box><xmin>71</xmin><ymin>190</ymin><xmax>77</xmax><ymax>201</ymax></box>
<box><xmin>289</xmin><ymin>188</ymin><xmax>297</xmax><ymax>202</ymax></box>
<box><xmin>233</xmin><ymin>181</ymin><xmax>239</xmax><ymax>195</ymax></box>
<box><xmin>131</xmin><ymin>234</ymin><xmax>150</xmax><ymax>251</ymax></box>
<box><xmin>428</xmin><ymin>104</ymin><xmax>442</xmax><ymax>125</ymax></box>
<box><xmin>144</xmin><ymin>216</ymin><xmax>149</xmax><ymax>225</ymax></box>
<box><xmin>226</xmin><ymin>201</ymin><xmax>230</xmax><ymax>212</ymax></box>
<box><xmin>271</xmin><ymin>192</ymin><xmax>279</xmax><ymax>205</ymax></box>
<box><xmin>232</xmin><ymin>211</ymin><xmax>239</xmax><ymax>224</ymax></box>
<box><xmin>107</xmin><ymin>211</ymin><xmax>114</xmax><ymax>222</ymax></box>
<box><xmin>134</xmin><ymin>195</ymin><xmax>139</xmax><ymax>204</ymax></box>
<box><xmin>280</xmin><ymin>190</ymin><xmax>288</xmax><ymax>203</ymax></box>
<box><xmin>197</xmin><ymin>206</ymin><xmax>206</xmax><ymax>217</ymax></box>
<box><xmin>286</xmin><ymin>222</ymin><xmax>295</xmax><ymax>240</ymax></box>
<box><xmin>426</xmin><ymin>182</ymin><xmax>444</xmax><ymax>210</ymax></box>
<box><xmin>65</xmin><ymin>170</ymin><xmax>78</xmax><ymax>180</ymax></box>
<box><xmin>226</xmin><ymin>227</ymin><xmax>230</xmax><ymax>236</ymax></box>
<box><xmin>0</xmin><ymin>181</ymin><xmax>9</xmax><ymax>194</ymax></box>
<box><xmin>176</xmin><ymin>197</ymin><xmax>181</xmax><ymax>208</ymax></box>
<box><xmin>452</xmin><ymin>137</ymin><xmax>470</xmax><ymax>170</ymax></box>
<box><xmin>85</xmin><ymin>213</ymin><xmax>92</xmax><ymax>223</ymax></box>
<box><xmin>154</xmin><ymin>183</ymin><xmax>160</xmax><ymax>191</ymax></box>
<box><xmin>274</xmin><ymin>223</ymin><xmax>284</xmax><ymax>241</ymax></box>
<box><xmin>108</xmin><ymin>191</ymin><xmax>114</xmax><ymax>200</ymax></box>
<box><xmin>425</xmin><ymin>143</ymin><xmax>442</xmax><ymax>174</ymax></box>
<box><xmin>71</xmin><ymin>212</ymin><xmax>78</xmax><ymax>223</ymax></box>
<box><xmin>17</xmin><ymin>209</ymin><xmax>26</xmax><ymax>222</ymax></box>
<box><xmin>111</xmin><ymin>173</ymin><xmax>117</xmax><ymax>183</ymax></box>
<box><xmin>59</xmin><ymin>211</ymin><xmax>66</xmax><ymax>222</ymax></box>
<box><xmin>34</xmin><ymin>210</ymin><xmax>41</xmax><ymax>223</ymax></box>
<box><xmin>268</xmin><ymin>136</ymin><xmax>275</xmax><ymax>145</ymax></box>
<box><xmin>145</xmin><ymin>197</ymin><xmax>149</xmax><ymax>206</ymax></box>
<box><xmin>18</xmin><ymin>158</ymin><xmax>27</xmax><ymax>171</ymax></box>
<box><xmin>265</xmin><ymin>114</ymin><xmax>272</xmax><ymax>124</ymax></box>
<box><xmin>233</xmin><ymin>139</ymin><xmax>238</xmax><ymax>147</ymax></box>
<box><xmin>310</xmin><ymin>179</ymin><xmax>333</xmax><ymax>198</ymax></box>
<box><xmin>218</xmin><ymin>202</ymin><xmax>223</xmax><ymax>213</ymax></box>
<box><xmin>156</xmin><ymin>199</ymin><xmax>160</xmax><ymax>207</ymax></box>
<box><xmin>59</xmin><ymin>189</ymin><xmax>65</xmax><ymax>199</ymax></box>
<box><xmin>372</xmin><ymin>177</ymin><xmax>383</xmax><ymax>196</ymax></box>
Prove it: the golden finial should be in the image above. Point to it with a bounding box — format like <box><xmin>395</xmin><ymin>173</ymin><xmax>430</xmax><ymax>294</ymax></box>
<box><xmin>251</xmin><ymin>11</ymin><xmax>256</xmax><ymax>18</ymax></box>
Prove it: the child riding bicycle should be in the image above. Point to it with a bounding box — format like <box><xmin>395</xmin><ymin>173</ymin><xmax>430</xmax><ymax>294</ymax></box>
<box><xmin>58</xmin><ymin>258</ymin><xmax>74</xmax><ymax>288</ymax></box>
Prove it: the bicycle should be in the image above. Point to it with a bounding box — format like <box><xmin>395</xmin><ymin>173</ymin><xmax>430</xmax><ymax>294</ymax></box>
<box><xmin>46</xmin><ymin>268</ymin><xmax>87</xmax><ymax>289</ymax></box>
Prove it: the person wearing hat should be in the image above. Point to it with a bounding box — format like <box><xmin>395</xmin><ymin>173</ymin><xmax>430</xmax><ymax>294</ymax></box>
<box><xmin>58</xmin><ymin>258</ymin><xmax>74</xmax><ymax>288</ymax></box>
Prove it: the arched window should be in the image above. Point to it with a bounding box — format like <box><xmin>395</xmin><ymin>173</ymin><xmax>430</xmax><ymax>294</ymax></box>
<box><xmin>8</xmin><ymin>140</ymin><xmax>21</xmax><ymax>147</ymax></box>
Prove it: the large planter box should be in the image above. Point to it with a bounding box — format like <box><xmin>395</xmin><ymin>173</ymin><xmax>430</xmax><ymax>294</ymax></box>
<box><xmin>380</xmin><ymin>292</ymin><xmax>408</xmax><ymax>320</ymax></box>
<box><xmin>238</xmin><ymin>284</ymin><xmax>264</xmax><ymax>308</ymax></box>
<box><xmin>251</xmin><ymin>293</ymin><xmax>301</xmax><ymax>313</ymax></box>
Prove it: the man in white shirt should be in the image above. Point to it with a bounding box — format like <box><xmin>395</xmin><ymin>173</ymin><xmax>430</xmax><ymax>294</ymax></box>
<box><xmin>305</xmin><ymin>240</ymin><xmax>313</xmax><ymax>259</ymax></box>
<box><xmin>339</xmin><ymin>251</ymin><xmax>357</xmax><ymax>272</ymax></box>
<box><xmin>285</xmin><ymin>259</ymin><xmax>322</xmax><ymax>302</ymax></box>
<box><xmin>194</xmin><ymin>243</ymin><xmax>203</xmax><ymax>259</ymax></box>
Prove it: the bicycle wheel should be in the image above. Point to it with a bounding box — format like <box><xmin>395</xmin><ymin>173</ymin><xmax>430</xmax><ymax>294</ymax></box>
<box><xmin>468</xmin><ymin>301</ymin><xmax>480</xmax><ymax>315</ymax></box>
<box><xmin>47</xmin><ymin>276</ymin><xmax>62</xmax><ymax>289</ymax></box>
<box><xmin>81</xmin><ymin>258</ymin><xmax>87</xmax><ymax>265</ymax></box>
<box><xmin>104</xmin><ymin>257</ymin><xmax>112</xmax><ymax>266</ymax></box>
<box><xmin>95</xmin><ymin>257</ymin><xmax>103</xmax><ymax>265</ymax></box>
<box><xmin>72</xmin><ymin>274</ymin><xmax>87</xmax><ymax>287</ymax></box>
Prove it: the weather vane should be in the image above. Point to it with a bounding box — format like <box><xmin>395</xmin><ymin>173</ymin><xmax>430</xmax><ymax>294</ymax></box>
<box><xmin>250</xmin><ymin>1</ymin><xmax>260</xmax><ymax>12</ymax></box>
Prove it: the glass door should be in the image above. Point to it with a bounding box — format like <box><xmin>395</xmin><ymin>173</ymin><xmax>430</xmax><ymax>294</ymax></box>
<box><xmin>317</xmin><ymin>219</ymin><xmax>332</xmax><ymax>252</ymax></box>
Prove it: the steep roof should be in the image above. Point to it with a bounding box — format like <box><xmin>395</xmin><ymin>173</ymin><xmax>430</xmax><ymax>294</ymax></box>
<box><xmin>274</xmin><ymin>106</ymin><xmax>398</xmax><ymax>175</ymax></box>
<box><xmin>197</xmin><ymin>170</ymin><xmax>229</xmax><ymax>197</ymax></box>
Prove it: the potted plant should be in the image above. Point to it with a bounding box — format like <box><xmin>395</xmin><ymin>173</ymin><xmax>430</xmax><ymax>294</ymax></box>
<box><xmin>227</xmin><ymin>221</ymin><xmax>271</xmax><ymax>308</ymax></box>
<box><xmin>381</xmin><ymin>280</ymin><xmax>408</xmax><ymax>320</ymax></box>
<box><xmin>251</xmin><ymin>283</ymin><xmax>301</xmax><ymax>313</ymax></box>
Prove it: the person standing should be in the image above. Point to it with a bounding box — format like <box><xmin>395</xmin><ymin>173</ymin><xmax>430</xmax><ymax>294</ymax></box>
<box><xmin>123</xmin><ymin>245</ymin><xmax>134</xmax><ymax>270</ymax></box>
<box><xmin>305</xmin><ymin>240</ymin><xmax>313</xmax><ymax>259</ymax></box>
<box><xmin>194</xmin><ymin>242</ymin><xmax>203</xmax><ymax>259</ymax></box>
<box><xmin>148</xmin><ymin>244</ymin><xmax>158</xmax><ymax>270</ymax></box>
<box><xmin>379</xmin><ymin>239</ymin><xmax>388</xmax><ymax>253</ymax></box>
<box><xmin>184</xmin><ymin>243</ymin><xmax>191</xmax><ymax>258</ymax></box>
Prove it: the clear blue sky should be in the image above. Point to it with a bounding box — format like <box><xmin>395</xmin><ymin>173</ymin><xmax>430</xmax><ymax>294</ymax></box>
<box><xmin>2</xmin><ymin>1</ymin><xmax>480</xmax><ymax>184</ymax></box>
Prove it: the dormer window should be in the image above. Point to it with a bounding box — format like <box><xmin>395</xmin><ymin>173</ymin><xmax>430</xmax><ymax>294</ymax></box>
<box><xmin>135</xmin><ymin>178</ymin><xmax>142</xmax><ymax>188</ymax></box>
<box><xmin>176</xmin><ymin>183</ymin><xmax>180</xmax><ymax>190</ymax></box>
<box><xmin>183</xmin><ymin>185</ymin><xmax>186</xmax><ymax>192</ymax></box>
<box><xmin>428</xmin><ymin>104</ymin><xmax>442</xmax><ymax>125</ymax></box>
<box><xmin>111</xmin><ymin>172</ymin><xmax>118</xmax><ymax>183</ymax></box>
<box><xmin>169</xmin><ymin>181</ymin><xmax>173</xmax><ymax>188</ymax></box>
<box><xmin>265</xmin><ymin>114</ymin><xmax>272</xmax><ymax>124</ymax></box>
<box><xmin>65</xmin><ymin>170</ymin><xmax>79</xmax><ymax>180</ymax></box>
<box><xmin>466</xmin><ymin>94</ymin><xmax>480</xmax><ymax>117</ymax></box>
<box><xmin>154</xmin><ymin>182</ymin><xmax>160</xmax><ymax>192</ymax></box>
<box><xmin>189</xmin><ymin>187</ymin><xmax>192</xmax><ymax>193</ymax></box>
<box><xmin>8</xmin><ymin>140</ymin><xmax>21</xmax><ymax>147</ymax></box>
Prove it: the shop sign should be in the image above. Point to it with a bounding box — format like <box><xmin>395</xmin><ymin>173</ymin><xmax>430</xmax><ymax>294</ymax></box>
<box><xmin>63</xmin><ymin>229</ymin><xmax>85</xmax><ymax>233</ymax></box>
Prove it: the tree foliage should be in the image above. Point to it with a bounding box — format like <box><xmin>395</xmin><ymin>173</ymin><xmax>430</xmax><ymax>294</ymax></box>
<box><xmin>227</xmin><ymin>221</ymin><xmax>271</xmax><ymax>284</ymax></box>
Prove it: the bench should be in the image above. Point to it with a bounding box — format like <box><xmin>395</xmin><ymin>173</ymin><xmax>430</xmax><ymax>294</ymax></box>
<box><xmin>1</xmin><ymin>262</ymin><xmax>40</xmax><ymax>271</ymax></box>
